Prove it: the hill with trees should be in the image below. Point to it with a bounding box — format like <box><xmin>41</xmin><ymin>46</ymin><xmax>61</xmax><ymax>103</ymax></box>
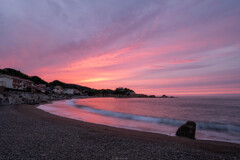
<box><xmin>0</xmin><ymin>68</ymin><xmax>48</xmax><ymax>85</ymax></box>
<box><xmin>1</xmin><ymin>68</ymin><xmax>155</xmax><ymax>97</ymax></box>
<box><xmin>0</xmin><ymin>68</ymin><xmax>176</xmax><ymax>97</ymax></box>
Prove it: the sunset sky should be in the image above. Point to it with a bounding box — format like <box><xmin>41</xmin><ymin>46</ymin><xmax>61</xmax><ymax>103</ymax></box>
<box><xmin>0</xmin><ymin>0</ymin><xmax>240</xmax><ymax>96</ymax></box>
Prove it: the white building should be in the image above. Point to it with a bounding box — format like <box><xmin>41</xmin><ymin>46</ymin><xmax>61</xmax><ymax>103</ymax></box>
<box><xmin>53</xmin><ymin>86</ymin><xmax>63</xmax><ymax>94</ymax></box>
<box><xmin>0</xmin><ymin>74</ymin><xmax>13</xmax><ymax>88</ymax></box>
<box><xmin>63</xmin><ymin>88</ymin><xmax>74</xmax><ymax>94</ymax></box>
<box><xmin>35</xmin><ymin>84</ymin><xmax>46</xmax><ymax>93</ymax></box>
<box><xmin>0</xmin><ymin>74</ymin><xmax>33</xmax><ymax>90</ymax></box>
<box><xmin>63</xmin><ymin>88</ymin><xmax>80</xmax><ymax>95</ymax></box>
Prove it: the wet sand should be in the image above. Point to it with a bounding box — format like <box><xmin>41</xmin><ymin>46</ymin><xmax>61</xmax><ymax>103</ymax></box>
<box><xmin>0</xmin><ymin>103</ymin><xmax>239</xmax><ymax>160</ymax></box>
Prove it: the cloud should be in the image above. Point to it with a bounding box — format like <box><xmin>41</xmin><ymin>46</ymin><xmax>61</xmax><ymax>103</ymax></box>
<box><xmin>0</xmin><ymin>0</ymin><xmax>240</xmax><ymax>95</ymax></box>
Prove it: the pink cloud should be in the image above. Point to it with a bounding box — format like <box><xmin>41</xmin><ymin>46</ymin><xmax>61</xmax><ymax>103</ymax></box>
<box><xmin>1</xmin><ymin>1</ymin><xmax>240</xmax><ymax>96</ymax></box>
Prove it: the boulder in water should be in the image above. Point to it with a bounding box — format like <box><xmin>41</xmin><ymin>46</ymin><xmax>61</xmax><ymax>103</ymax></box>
<box><xmin>176</xmin><ymin>121</ymin><xmax>196</xmax><ymax>139</ymax></box>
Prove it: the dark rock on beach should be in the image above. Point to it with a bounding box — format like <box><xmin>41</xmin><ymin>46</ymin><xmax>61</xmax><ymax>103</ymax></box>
<box><xmin>176</xmin><ymin>121</ymin><xmax>196</xmax><ymax>139</ymax></box>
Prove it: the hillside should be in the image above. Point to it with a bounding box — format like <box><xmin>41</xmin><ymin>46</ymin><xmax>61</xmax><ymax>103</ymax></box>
<box><xmin>0</xmin><ymin>68</ymin><xmax>140</xmax><ymax>96</ymax></box>
<box><xmin>0</xmin><ymin>68</ymin><xmax>90</xmax><ymax>90</ymax></box>
<box><xmin>0</xmin><ymin>68</ymin><xmax>48</xmax><ymax>85</ymax></box>
<box><xmin>0</xmin><ymin>68</ymin><xmax>168</xmax><ymax>97</ymax></box>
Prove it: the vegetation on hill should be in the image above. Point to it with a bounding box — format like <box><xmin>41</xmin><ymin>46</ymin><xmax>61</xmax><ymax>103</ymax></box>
<box><xmin>0</xmin><ymin>68</ymin><xmax>48</xmax><ymax>85</ymax></box>
<box><xmin>0</xmin><ymin>68</ymin><xmax>31</xmax><ymax>80</ymax></box>
<box><xmin>0</xmin><ymin>68</ymin><xmax>118</xmax><ymax>95</ymax></box>
<box><xmin>49</xmin><ymin>80</ymin><xmax>68</xmax><ymax>88</ymax></box>
<box><xmin>114</xmin><ymin>88</ymin><xmax>135</xmax><ymax>95</ymax></box>
<box><xmin>48</xmin><ymin>80</ymin><xmax>92</xmax><ymax>91</ymax></box>
<box><xmin>31</xmin><ymin>76</ymin><xmax>48</xmax><ymax>85</ymax></box>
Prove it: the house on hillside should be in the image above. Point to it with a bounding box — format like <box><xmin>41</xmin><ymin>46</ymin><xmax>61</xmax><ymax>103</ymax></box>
<box><xmin>0</xmin><ymin>74</ymin><xmax>33</xmax><ymax>90</ymax></box>
<box><xmin>74</xmin><ymin>89</ymin><xmax>81</xmax><ymax>95</ymax></box>
<box><xmin>13</xmin><ymin>77</ymin><xmax>33</xmax><ymax>90</ymax></box>
<box><xmin>53</xmin><ymin>86</ymin><xmax>63</xmax><ymax>94</ymax></box>
<box><xmin>126</xmin><ymin>90</ymin><xmax>135</xmax><ymax>96</ymax></box>
<box><xmin>81</xmin><ymin>90</ymin><xmax>88</xmax><ymax>96</ymax></box>
<box><xmin>63</xmin><ymin>88</ymin><xmax>80</xmax><ymax>95</ymax></box>
<box><xmin>0</xmin><ymin>74</ymin><xmax>13</xmax><ymax>89</ymax></box>
<box><xmin>35</xmin><ymin>84</ymin><xmax>46</xmax><ymax>93</ymax></box>
<box><xmin>63</xmin><ymin>88</ymin><xmax>74</xmax><ymax>95</ymax></box>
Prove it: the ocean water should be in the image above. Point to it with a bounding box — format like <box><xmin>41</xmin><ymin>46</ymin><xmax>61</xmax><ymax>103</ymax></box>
<box><xmin>37</xmin><ymin>97</ymin><xmax>240</xmax><ymax>144</ymax></box>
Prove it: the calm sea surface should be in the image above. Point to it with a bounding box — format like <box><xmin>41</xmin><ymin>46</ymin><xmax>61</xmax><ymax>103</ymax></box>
<box><xmin>38</xmin><ymin>97</ymin><xmax>240</xmax><ymax>144</ymax></box>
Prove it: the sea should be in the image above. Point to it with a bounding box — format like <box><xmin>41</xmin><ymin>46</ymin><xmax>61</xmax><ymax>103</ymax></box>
<box><xmin>37</xmin><ymin>97</ymin><xmax>240</xmax><ymax>144</ymax></box>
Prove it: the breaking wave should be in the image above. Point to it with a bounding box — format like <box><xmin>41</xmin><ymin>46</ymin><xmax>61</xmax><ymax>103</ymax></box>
<box><xmin>75</xmin><ymin>104</ymin><xmax>240</xmax><ymax>134</ymax></box>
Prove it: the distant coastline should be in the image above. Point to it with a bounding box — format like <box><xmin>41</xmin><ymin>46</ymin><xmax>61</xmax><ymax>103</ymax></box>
<box><xmin>0</xmin><ymin>68</ymin><xmax>174</xmax><ymax>106</ymax></box>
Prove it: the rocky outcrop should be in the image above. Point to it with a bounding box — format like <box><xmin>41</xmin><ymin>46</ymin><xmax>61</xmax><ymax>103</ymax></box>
<box><xmin>160</xmin><ymin>95</ymin><xmax>175</xmax><ymax>98</ymax></box>
<box><xmin>0</xmin><ymin>91</ymin><xmax>73</xmax><ymax>106</ymax></box>
<box><xmin>176</xmin><ymin>121</ymin><xmax>196</xmax><ymax>139</ymax></box>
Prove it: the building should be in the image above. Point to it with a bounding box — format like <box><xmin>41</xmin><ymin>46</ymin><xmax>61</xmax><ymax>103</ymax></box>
<box><xmin>63</xmin><ymin>88</ymin><xmax>80</xmax><ymax>95</ymax></box>
<box><xmin>126</xmin><ymin>90</ymin><xmax>135</xmax><ymax>95</ymax></box>
<box><xmin>0</xmin><ymin>74</ymin><xmax>13</xmax><ymax>89</ymax></box>
<box><xmin>73</xmin><ymin>89</ymin><xmax>81</xmax><ymax>94</ymax></box>
<box><xmin>0</xmin><ymin>74</ymin><xmax>33</xmax><ymax>90</ymax></box>
<box><xmin>63</xmin><ymin>88</ymin><xmax>74</xmax><ymax>95</ymax></box>
<box><xmin>35</xmin><ymin>84</ymin><xmax>46</xmax><ymax>93</ymax></box>
<box><xmin>12</xmin><ymin>77</ymin><xmax>33</xmax><ymax>90</ymax></box>
<box><xmin>53</xmin><ymin>86</ymin><xmax>63</xmax><ymax>94</ymax></box>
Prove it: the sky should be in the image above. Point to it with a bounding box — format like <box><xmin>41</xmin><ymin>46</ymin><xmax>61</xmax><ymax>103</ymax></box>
<box><xmin>0</xmin><ymin>0</ymin><xmax>240</xmax><ymax>96</ymax></box>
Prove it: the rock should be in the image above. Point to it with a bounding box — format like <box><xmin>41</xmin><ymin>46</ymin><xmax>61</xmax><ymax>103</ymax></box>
<box><xmin>8</xmin><ymin>96</ymin><xmax>15</xmax><ymax>105</ymax></box>
<box><xmin>176</xmin><ymin>121</ymin><xmax>196</xmax><ymax>139</ymax></box>
<box><xmin>0</xmin><ymin>94</ymin><xmax>3</xmax><ymax>105</ymax></box>
<box><xmin>15</xmin><ymin>95</ymin><xmax>23</xmax><ymax>104</ymax></box>
<box><xmin>1</xmin><ymin>97</ymin><xmax>10</xmax><ymax>106</ymax></box>
<box><xmin>0</xmin><ymin>91</ymin><xmax>73</xmax><ymax>106</ymax></box>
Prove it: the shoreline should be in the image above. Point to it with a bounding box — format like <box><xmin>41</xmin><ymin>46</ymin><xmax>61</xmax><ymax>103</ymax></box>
<box><xmin>1</xmin><ymin>100</ymin><xmax>239</xmax><ymax>159</ymax></box>
<box><xmin>15</xmin><ymin>102</ymin><xmax>240</xmax><ymax>151</ymax></box>
<box><xmin>38</xmin><ymin>99</ymin><xmax>240</xmax><ymax>145</ymax></box>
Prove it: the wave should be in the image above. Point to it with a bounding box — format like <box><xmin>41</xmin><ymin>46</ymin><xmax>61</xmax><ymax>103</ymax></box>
<box><xmin>73</xmin><ymin>102</ymin><xmax>240</xmax><ymax>134</ymax></box>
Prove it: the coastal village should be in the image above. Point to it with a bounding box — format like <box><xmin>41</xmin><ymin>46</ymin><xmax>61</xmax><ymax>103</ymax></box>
<box><xmin>0</xmin><ymin>68</ymin><xmax>86</xmax><ymax>106</ymax></box>
<box><xmin>0</xmin><ymin>73</ymin><xmax>137</xmax><ymax>97</ymax></box>
<box><xmin>0</xmin><ymin>68</ymin><xmax>174</xmax><ymax>106</ymax></box>
<box><xmin>0</xmin><ymin>68</ymin><xmax>160</xmax><ymax>106</ymax></box>
<box><xmin>0</xmin><ymin>74</ymin><xmax>84</xmax><ymax>95</ymax></box>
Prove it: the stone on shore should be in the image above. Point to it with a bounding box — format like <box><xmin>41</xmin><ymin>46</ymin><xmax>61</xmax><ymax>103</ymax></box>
<box><xmin>176</xmin><ymin>121</ymin><xmax>196</xmax><ymax>139</ymax></box>
<box><xmin>0</xmin><ymin>91</ymin><xmax>73</xmax><ymax>106</ymax></box>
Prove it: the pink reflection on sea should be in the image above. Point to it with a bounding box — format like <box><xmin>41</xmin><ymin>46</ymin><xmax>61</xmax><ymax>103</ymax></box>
<box><xmin>37</xmin><ymin>98</ymin><xmax>240</xmax><ymax>144</ymax></box>
<box><xmin>38</xmin><ymin>99</ymin><xmax>179</xmax><ymax>135</ymax></box>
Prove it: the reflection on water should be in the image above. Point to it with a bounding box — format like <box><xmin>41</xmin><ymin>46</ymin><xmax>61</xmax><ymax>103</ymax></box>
<box><xmin>38</xmin><ymin>97</ymin><xmax>240</xmax><ymax>144</ymax></box>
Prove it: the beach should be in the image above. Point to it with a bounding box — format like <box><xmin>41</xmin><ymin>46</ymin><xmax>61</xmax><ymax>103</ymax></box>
<box><xmin>0</xmin><ymin>102</ymin><xmax>239</xmax><ymax>160</ymax></box>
